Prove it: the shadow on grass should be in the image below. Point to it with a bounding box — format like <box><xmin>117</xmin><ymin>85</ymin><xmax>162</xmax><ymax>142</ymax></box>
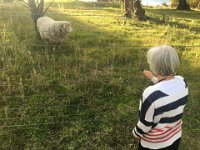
<box><xmin>146</xmin><ymin>8</ymin><xmax>200</xmax><ymax>33</ymax></box>
<box><xmin>147</xmin><ymin>8</ymin><xmax>200</xmax><ymax>20</ymax></box>
<box><xmin>50</xmin><ymin>1</ymin><xmax>121</xmax><ymax>10</ymax></box>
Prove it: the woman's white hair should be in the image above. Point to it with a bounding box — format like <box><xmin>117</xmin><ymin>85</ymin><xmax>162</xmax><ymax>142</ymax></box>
<box><xmin>147</xmin><ymin>45</ymin><xmax>179</xmax><ymax>76</ymax></box>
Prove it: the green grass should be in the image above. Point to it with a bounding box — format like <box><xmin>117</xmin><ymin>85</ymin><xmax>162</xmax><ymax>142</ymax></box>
<box><xmin>0</xmin><ymin>1</ymin><xmax>200</xmax><ymax>149</ymax></box>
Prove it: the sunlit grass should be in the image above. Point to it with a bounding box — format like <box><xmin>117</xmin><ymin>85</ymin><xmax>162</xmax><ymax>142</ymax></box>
<box><xmin>0</xmin><ymin>1</ymin><xmax>200</xmax><ymax>149</ymax></box>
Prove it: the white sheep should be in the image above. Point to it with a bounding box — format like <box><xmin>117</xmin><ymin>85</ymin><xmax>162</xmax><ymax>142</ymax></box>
<box><xmin>37</xmin><ymin>16</ymin><xmax>72</xmax><ymax>44</ymax></box>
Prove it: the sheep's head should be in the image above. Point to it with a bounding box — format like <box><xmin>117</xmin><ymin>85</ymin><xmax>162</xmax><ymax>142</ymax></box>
<box><xmin>60</xmin><ymin>22</ymin><xmax>73</xmax><ymax>34</ymax></box>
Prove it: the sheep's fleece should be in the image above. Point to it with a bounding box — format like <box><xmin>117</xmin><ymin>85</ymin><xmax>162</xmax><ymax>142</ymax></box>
<box><xmin>37</xmin><ymin>16</ymin><xmax>72</xmax><ymax>44</ymax></box>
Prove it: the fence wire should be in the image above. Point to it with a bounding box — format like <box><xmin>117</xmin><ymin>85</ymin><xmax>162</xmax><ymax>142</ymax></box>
<box><xmin>0</xmin><ymin>43</ymin><xmax>200</xmax><ymax>47</ymax></box>
<box><xmin>0</xmin><ymin>7</ymin><xmax>199</xmax><ymax>148</ymax></box>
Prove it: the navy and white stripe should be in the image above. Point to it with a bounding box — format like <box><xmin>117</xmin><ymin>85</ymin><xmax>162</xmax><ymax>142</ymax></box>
<box><xmin>133</xmin><ymin>75</ymin><xmax>188</xmax><ymax>149</ymax></box>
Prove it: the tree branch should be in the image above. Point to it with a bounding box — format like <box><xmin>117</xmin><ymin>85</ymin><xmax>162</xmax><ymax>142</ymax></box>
<box><xmin>18</xmin><ymin>2</ymin><xmax>31</xmax><ymax>11</ymax></box>
<box><xmin>44</xmin><ymin>0</ymin><xmax>55</xmax><ymax>15</ymax></box>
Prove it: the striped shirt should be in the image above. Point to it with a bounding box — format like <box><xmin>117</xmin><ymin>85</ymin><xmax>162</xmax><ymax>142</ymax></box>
<box><xmin>132</xmin><ymin>75</ymin><xmax>188</xmax><ymax>149</ymax></box>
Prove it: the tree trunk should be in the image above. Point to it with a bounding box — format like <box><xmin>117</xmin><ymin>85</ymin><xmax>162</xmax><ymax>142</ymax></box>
<box><xmin>21</xmin><ymin>0</ymin><xmax>54</xmax><ymax>34</ymax></box>
<box><xmin>124</xmin><ymin>0</ymin><xmax>146</xmax><ymax>20</ymax></box>
<box><xmin>124</xmin><ymin>0</ymin><xmax>132</xmax><ymax>18</ymax></box>
<box><xmin>133</xmin><ymin>0</ymin><xmax>146</xmax><ymax>21</ymax></box>
<box><xmin>177</xmin><ymin>0</ymin><xmax>190</xmax><ymax>10</ymax></box>
<box><xmin>28</xmin><ymin>0</ymin><xmax>45</xmax><ymax>32</ymax></box>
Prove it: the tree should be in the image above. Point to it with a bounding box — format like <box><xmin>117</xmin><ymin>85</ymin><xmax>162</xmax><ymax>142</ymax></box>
<box><xmin>133</xmin><ymin>0</ymin><xmax>146</xmax><ymax>21</ymax></box>
<box><xmin>170</xmin><ymin>0</ymin><xmax>197</xmax><ymax>9</ymax></box>
<box><xmin>177</xmin><ymin>0</ymin><xmax>190</xmax><ymax>10</ymax></box>
<box><xmin>189</xmin><ymin>0</ymin><xmax>200</xmax><ymax>8</ymax></box>
<box><xmin>20</xmin><ymin>0</ymin><xmax>54</xmax><ymax>32</ymax></box>
<box><xmin>124</xmin><ymin>0</ymin><xmax>132</xmax><ymax>18</ymax></box>
<box><xmin>124</xmin><ymin>0</ymin><xmax>146</xmax><ymax>21</ymax></box>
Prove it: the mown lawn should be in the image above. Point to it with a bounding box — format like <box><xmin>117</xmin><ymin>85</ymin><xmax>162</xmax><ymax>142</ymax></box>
<box><xmin>0</xmin><ymin>1</ymin><xmax>200</xmax><ymax>149</ymax></box>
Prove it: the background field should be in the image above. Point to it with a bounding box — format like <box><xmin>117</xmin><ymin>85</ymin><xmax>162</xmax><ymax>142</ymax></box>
<box><xmin>0</xmin><ymin>1</ymin><xmax>200</xmax><ymax>149</ymax></box>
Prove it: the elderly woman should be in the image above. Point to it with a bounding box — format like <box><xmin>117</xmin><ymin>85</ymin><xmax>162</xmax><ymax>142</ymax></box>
<box><xmin>133</xmin><ymin>45</ymin><xmax>189</xmax><ymax>150</ymax></box>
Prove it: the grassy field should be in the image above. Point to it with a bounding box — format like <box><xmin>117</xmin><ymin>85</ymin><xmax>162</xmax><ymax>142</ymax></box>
<box><xmin>0</xmin><ymin>1</ymin><xmax>200</xmax><ymax>149</ymax></box>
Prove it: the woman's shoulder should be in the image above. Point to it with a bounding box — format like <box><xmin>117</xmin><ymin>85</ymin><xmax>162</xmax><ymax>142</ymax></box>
<box><xmin>174</xmin><ymin>75</ymin><xmax>184</xmax><ymax>80</ymax></box>
<box><xmin>143</xmin><ymin>80</ymin><xmax>172</xmax><ymax>97</ymax></box>
<box><xmin>143</xmin><ymin>85</ymin><xmax>158</xmax><ymax>98</ymax></box>
<box><xmin>142</xmin><ymin>85</ymin><xmax>169</xmax><ymax>103</ymax></box>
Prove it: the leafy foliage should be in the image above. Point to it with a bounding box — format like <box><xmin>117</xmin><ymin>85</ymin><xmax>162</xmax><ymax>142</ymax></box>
<box><xmin>188</xmin><ymin>0</ymin><xmax>200</xmax><ymax>8</ymax></box>
<box><xmin>171</xmin><ymin>0</ymin><xmax>200</xmax><ymax>8</ymax></box>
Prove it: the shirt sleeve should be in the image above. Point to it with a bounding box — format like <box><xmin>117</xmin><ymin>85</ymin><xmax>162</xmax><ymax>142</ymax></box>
<box><xmin>151</xmin><ymin>76</ymin><xmax>159</xmax><ymax>84</ymax></box>
<box><xmin>133</xmin><ymin>92</ymin><xmax>155</xmax><ymax>138</ymax></box>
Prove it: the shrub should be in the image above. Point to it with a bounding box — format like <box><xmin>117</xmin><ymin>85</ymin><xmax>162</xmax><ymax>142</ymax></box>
<box><xmin>171</xmin><ymin>0</ymin><xmax>200</xmax><ymax>8</ymax></box>
<box><xmin>188</xmin><ymin>0</ymin><xmax>200</xmax><ymax>8</ymax></box>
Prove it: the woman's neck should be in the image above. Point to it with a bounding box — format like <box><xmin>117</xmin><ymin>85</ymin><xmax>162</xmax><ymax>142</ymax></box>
<box><xmin>157</xmin><ymin>75</ymin><xmax>174</xmax><ymax>82</ymax></box>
